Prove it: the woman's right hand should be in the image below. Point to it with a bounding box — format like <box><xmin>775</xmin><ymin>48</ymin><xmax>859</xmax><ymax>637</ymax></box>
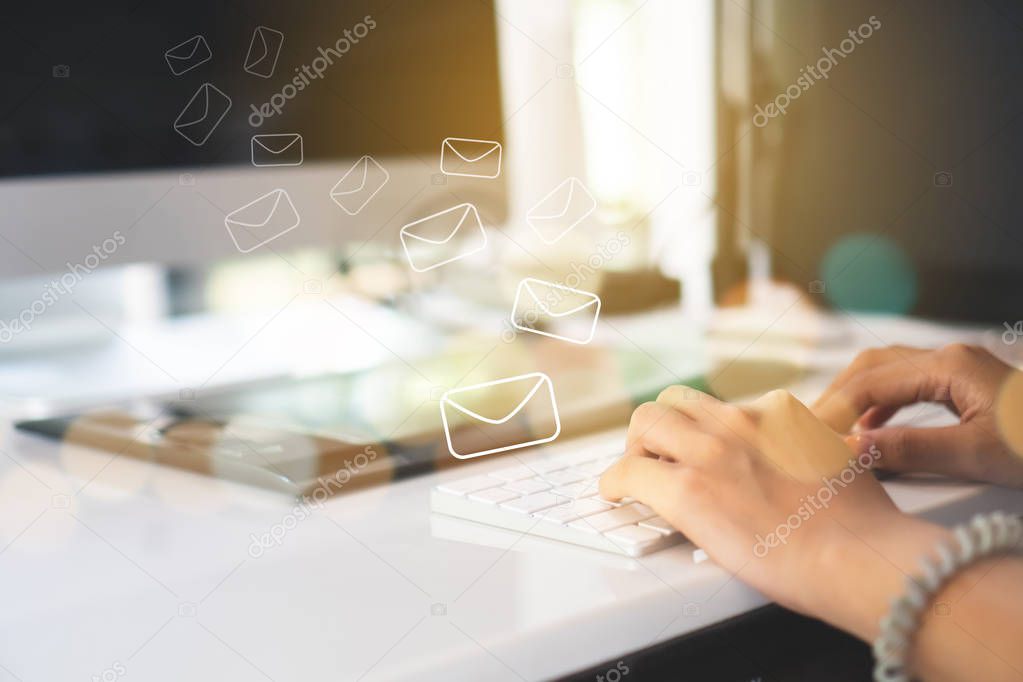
<box><xmin>813</xmin><ymin>343</ymin><xmax>1023</xmax><ymax>487</ymax></box>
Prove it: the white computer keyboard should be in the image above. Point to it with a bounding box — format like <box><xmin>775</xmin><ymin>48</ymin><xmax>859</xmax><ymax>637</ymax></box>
<box><xmin>430</xmin><ymin>452</ymin><xmax>688</xmax><ymax>557</ymax></box>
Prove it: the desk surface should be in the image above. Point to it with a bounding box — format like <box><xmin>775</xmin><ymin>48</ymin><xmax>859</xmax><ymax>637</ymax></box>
<box><xmin>1</xmin><ymin>309</ymin><xmax>1022</xmax><ymax>682</ymax></box>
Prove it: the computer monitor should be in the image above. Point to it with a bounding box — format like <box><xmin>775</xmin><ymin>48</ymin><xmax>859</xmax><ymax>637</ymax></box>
<box><xmin>717</xmin><ymin>0</ymin><xmax>1023</xmax><ymax>322</ymax></box>
<box><xmin>0</xmin><ymin>0</ymin><xmax>507</xmax><ymax>278</ymax></box>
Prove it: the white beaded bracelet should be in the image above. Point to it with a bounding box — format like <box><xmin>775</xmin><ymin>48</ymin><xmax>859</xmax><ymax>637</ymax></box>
<box><xmin>873</xmin><ymin>511</ymin><xmax>1023</xmax><ymax>682</ymax></box>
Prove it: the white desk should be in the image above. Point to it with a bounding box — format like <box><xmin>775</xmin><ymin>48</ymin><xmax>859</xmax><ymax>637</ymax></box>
<box><xmin>1</xmin><ymin>310</ymin><xmax>1021</xmax><ymax>682</ymax></box>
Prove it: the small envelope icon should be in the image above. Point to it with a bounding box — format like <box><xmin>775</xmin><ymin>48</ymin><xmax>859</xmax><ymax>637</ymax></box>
<box><xmin>173</xmin><ymin>83</ymin><xmax>232</xmax><ymax>147</ymax></box>
<box><xmin>440</xmin><ymin>372</ymin><xmax>561</xmax><ymax>459</ymax></box>
<box><xmin>440</xmin><ymin>137</ymin><xmax>502</xmax><ymax>178</ymax></box>
<box><xmin>224</xmin><ymin>188</ymin><xmax>300</xmax><ymax>253</ymax></box>
<box><xmin>526</xmin><ymin>177</ymin><xmax>597</xmax><ymax>244</ymax></box>
<box><xmin>330</xmin><ymin>155</ymin><xmax>389</xmax><ymax>215</ymax></box>
<box><xmin>400</xmin><ymin>203</ymin><xmax>487</xmax><ymax>272</ymax></box>
<box><xmin>165</xmin><ymin>35</ymin><xmax>212</xmax><ymax>76</ymax></box>
<box><xmin>512</xmin><ymin>278</ymin><xmax>601</xmax><ymax>345</ymax></box>
<box><xmin>244</xmin><ymin>26</ymin><xmax>284</xmax><ymax>78</ymax></box>
<box><xmin>251</xmin><ymin>133</ymin><xmax>303</xmax><ymax>167</ymax></box>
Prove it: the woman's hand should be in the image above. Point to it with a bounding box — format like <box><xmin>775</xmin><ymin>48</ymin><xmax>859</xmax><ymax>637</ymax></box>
<box><xmin>813</xmin><ymin>343</ymin><xmax>1023</xmax><ymax>487</ymax></box>
<box><xmin>599</xmin><ymin>387</ymin><xmax>945</xmax><ymax>640</ymax></box>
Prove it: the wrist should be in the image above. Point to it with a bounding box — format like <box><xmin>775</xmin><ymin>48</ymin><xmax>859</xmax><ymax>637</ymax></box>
<box><xmin>811</xmin><ymin>512</ymin><xmax>950</xmax><ymax>641</ymax></box>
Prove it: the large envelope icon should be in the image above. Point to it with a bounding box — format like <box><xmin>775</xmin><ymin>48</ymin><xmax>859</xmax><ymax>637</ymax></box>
<box><xmin>251</xmin><ymin>133</ymin><xmax>303</xmax><ymax>167</ymax></box>
<box><xmin>440</xmin><ymin>137</ymin><xmax>502</xmax><ymax>178</ymax></box>
<box><xmin>512</xmin><ymin>278</ymin><xmax>601</xmax><ymax>345</ymax></box>
<box><xmin>173</xmin><ymin>83</ymin><xmax>232</xmax><ymax>147</ymax></box>
<box><xmin>165</xmin><ymin>35</ymin><xmax>212</xmax><ymax>76</ymax></box>
<box><xmin>526</xmin><ymin>177</ymin><xmax>597</xmax><ymax>244</ymax></box>
<box><xmin>224</xmin><ymin>188</ymin><xmax>300</xmax><ymax>253</ymax></box>
<box><xmin>330</xmin><ymin>155</ymin><xmax>389</xmax><ymax>215</ymax></box>
<box><xmin>440</xmin><ymin>372</ymin><xmax>561</xmax><ymax>459</ymax></box>
<box><xmin>399</xmin><ymin>203</ymin><xmax>487</xmax><ymax>272</ymax></box>
<box><xmin>244</xmin><ymin>26</ymin><xmax>284</xmax><ymax>78</ymax></box>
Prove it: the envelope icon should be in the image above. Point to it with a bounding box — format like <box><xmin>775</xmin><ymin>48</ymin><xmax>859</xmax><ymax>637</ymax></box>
<box><xmin>244</xmin><ymin>26</ymin><xmax>284</xmax><ymax>78</ymax></box>
<box><xmin>224</xmin><ymin>188</ymin><xmax>300</xmax><ymax>253</ymax></box>
<box><xmin>165</xmin><ymin>35</ymin><xmax>212</xmax><ymax>76</ymax></box>
<box><xmin>440</xmin><ymin>137</ymin><xmax>502</xmax><ymax>178</ymax></box>
<box><xmin>440</xmin><ymin>372</ymin><xmax>561</xmax><ymax>459</ymax></box>
<box><xmin>512</xmin><ymin>278</ymin><xmax>601</xmax><ymax>345</ymax></box>
<box><xmin>526</xmin><ymin>177</ymin><xmax>597</xmax><ymax>244</ymax></box>
<box><xmin>173</xmin><ymin>83</ymin><xmax>232</xmax><ymax>147</ymax></box>
<box><xmin>400</xmin><ymin>203</ymin><xmax>487</xmax><ymax>272</ymax></box>
<box><xmin>251</xmin><ymin>133</ymin><xmax>303</xmax><ymax>167</ymax></box>
<box><xmin>330</xmin><ymin>155</ymin><xmax>389</xmax><ymax>215</ymax></box>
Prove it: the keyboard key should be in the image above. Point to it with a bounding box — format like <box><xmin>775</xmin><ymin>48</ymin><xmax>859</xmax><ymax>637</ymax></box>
<box><xmin>500</xmin><ymin>492</ymin><xmax>566</xmax><ymax>514</ymax></box>
<box><xmin>436</xmin><ymin>476</ymin><xmax>503</xmax><ymax>497</ymax></box>
<box><xmin>605</xmin><ymin>524</ymin><xmax>664</xmax><ymax>547</ymax></box>
<box><xmin>568</xmin><ymin>503</ymin><xmax>655</xmax><ymax>534</ymax></box>
<box><xmin>468</xmin><ymin>488</ymin><xmax>521</xmax><ymax>505</ymax></box>
<box><xmin>539</xmin><ymin>468</ymin><xmax>587</xmax><ymax>486</ymax></box>
<box><xmin>576</xmin><ymin>458</ymin><xmax>619</xmax><ymax>476</ymax></box>
<box><xmin>639</xmin><ymin>516</ymin><xmax>676</xmax><ymax>535</ymax></box>
<box><xmin>534</xmin><ymin>497</ymin><xmax>612</xmax><ymax>525</ymax></box>
<box><xmin>526</xmin><ymin>458</ymin><xmax>572</xmax><ymax>474</ymax></box>
<box><xmin>489</xmin><ymin>465</ymin><xmax>538</xmax><ymax>482</ymax></box>
<box><xmin>631</xmin><ymin>502</ymin><xmax>656</xmax><ymax>518</ymax></box>
<box><xmin>550</xmin><ymin>482</ymin><xmax>599</xmax><ymax>499</ymax></box>
<box><xmin>502</xmin><ymin>478</ymin><xmax>551</xmax><ymax>495</ymax></box>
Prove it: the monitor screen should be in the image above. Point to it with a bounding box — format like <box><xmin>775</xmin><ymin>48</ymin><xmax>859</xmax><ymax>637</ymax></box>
<box><xmin>0</xmin><ymin>0</ymin><xmax>505</xmax><ymax>177</ymax></box>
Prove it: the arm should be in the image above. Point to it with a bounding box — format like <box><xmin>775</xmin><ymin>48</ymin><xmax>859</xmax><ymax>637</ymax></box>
<box><xmin>599</xmin><ymin>383</ymin><xmax>1023</xmax><ymax>681</ymax></box>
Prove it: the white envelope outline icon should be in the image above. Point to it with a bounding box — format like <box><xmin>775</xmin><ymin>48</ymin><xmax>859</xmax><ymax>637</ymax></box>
<box><xmin>440</xmin><ymin>137</ymin><xmax>502</xmax><ymax>178</ymax></box>
<box><xmin>224</xmin><ymin>188</ymin><xmax>300</xmax><ymax>254</ymax></box>
<box><xmin>165</xmin><ymin>35</ymin><xmax>212</xmax><ymax>76</ymax></box>
<box><xmin>526</xmin><ymin>177</ymin><xmax>597</xmax><ymax>244</ymax></box>
<box><xmin>440</xmin><ymin>372</ymin><xmax>561</xmax><ymax>459</ymax></box>
<box><xmin>244</xmin><ymin>26</ymin><xmax>284</xmax><ymax>78</ymax></box>
<box><xmin>251</xmin><ymin>133</ymin><xmax>303</xmax><ymax>167</ymax></box>
<box><xmin>330</xmin><ymin>156</ymin><xmax>389</xmax><ymax>215</ymax></box>
<box><xmin>173</xmin><ymin>83</ymin><xmax>232</xmax><ymax>147</ymax></box>
<box><xmin>512</xmin><ymin>278</ymin><xmax>601</xmax><ymax>345</ymax></box>
<box><xmin>399</xmin><ymin>203</ymin><xmax>488</xmax><ymax>272</ymax></box>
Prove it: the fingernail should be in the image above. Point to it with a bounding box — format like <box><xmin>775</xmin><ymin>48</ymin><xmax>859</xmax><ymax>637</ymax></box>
<box><xmin>845</xmin><ymin>432</ymin><xmax>874</xmax><ymax>454</ymax></box>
